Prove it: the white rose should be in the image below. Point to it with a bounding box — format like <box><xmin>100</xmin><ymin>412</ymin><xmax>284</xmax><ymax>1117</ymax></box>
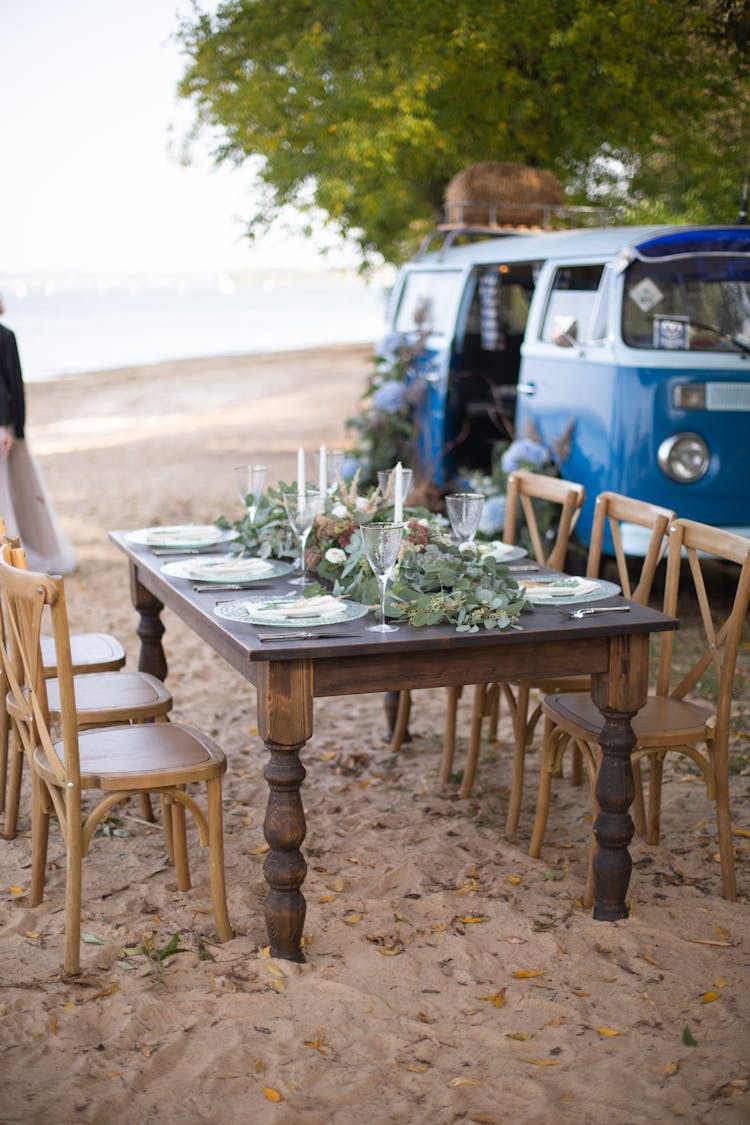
<box><xmin>324</xmin><ymin>547</ymin><xmax>347</xmax><ymax>565</ymax></box>
<box><xmin>331</xmin><ymin>503</ymin><xmax>349</xmax><ymax>518</ymax></box>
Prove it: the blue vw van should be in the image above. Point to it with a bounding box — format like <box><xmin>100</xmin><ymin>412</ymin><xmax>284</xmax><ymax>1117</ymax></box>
<box><xmin>385</xmin><ymin>224</ymin><xmax>750</xmax><ymax>551</ymax></box>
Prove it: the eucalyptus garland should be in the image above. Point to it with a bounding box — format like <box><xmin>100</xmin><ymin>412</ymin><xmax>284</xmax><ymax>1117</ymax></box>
<box><xmin>216</xmin><ymin>480</ymin><xmax>528</xmax><ymax>632</ymax></box>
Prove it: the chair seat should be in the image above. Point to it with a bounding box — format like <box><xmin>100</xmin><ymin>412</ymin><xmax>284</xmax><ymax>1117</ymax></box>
<box><xmin>543</xmin><ymin>691</ymin><xmax>714</xmax><ymax>746</ymax></box>
<box><xmin>35</xmin><ymin>721</ymin><xmax>227</xmax><ymax>791</ymax></box>
<box><xmin>9</xmin><ymin>671</ymin><xmax>172</xmax><ymax>726</ymax></box>
<box><xmin>41</xmin><ymin>632</ymin><xmax>126</xmax><ymax>675</ymax></box>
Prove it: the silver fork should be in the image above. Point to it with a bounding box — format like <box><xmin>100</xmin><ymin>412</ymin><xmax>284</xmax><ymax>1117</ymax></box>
<box><xmin>564</xmin><ymin>605</ymin><xmax>631</xmax><ymax>618</ymax></box>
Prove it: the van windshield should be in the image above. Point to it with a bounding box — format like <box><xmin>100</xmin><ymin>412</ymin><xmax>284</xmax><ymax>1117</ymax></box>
<box><xmin>622</xmin><ymin>255</ymin><xmax>750</xmax><ymax>350</ymax></box>
<box><xmin>394</xmin><ymin>271</ymin><xmax>464</xmax><ymax>336</ymax></box>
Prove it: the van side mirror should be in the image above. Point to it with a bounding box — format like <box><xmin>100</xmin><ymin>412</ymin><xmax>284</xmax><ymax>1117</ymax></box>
<box><xmin>552</xmin><ymin>315</ymin><xmax>578</xmax><ymax>347</ymax></box>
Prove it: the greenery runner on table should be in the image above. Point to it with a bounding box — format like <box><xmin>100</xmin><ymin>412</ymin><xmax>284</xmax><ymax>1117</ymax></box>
<box><xmin>216</xmin><ymin>475</ymin><xmax>527</xmax><ymax>632</ymax></box>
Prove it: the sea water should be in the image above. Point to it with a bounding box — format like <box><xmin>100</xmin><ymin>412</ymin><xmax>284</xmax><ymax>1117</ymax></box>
<box><xmin>1</xmin><ymin>272</ymin><xmax>391</xmax><ymax>382</ymax></box>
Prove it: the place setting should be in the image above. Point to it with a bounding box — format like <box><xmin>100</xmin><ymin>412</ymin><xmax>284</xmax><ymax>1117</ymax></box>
<box><xmin>159</xmin><ymin>553</ymin><xmax>294</xmax><ymax>591</ymax></box>
<box><xmin>124</xmin><ymin>523</ymin><xmax>240</xmax><ymax>554</ymax></box>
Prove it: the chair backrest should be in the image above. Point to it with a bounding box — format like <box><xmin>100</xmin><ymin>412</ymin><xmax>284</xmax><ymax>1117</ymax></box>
<box><xmin>503</xmin><ymin>469</ymin><xmax>586</xmax><ymax>569</ymax></box>
<box><xmin>585</xmin><ymin>491</ymin><xmax>676</xmax><ymax>604</ymax></box>
<box><xmin>0</xmin><ymin>545</ymin><xmax>81</xmax><ymax>806</ymax></box>
<box><xmin>656</xmin><ymin>520</ymin><xmax>750</xmax><ymax>733</ymax></box>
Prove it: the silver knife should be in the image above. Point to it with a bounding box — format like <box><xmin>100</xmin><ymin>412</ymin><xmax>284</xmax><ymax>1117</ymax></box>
<box><xmin>153</xmin><ymin>547</ymin><xmax>231</xmax><ymax>557</ymax></box>
<box><xmin>256</xmin><ymin>631</ymin><xmax>360</xmax><ymax>641</ymax></box>
<box><xmin>193</xmin><ymin>582</ymin><xmax>273</xmax><ymax>592</ymax></box>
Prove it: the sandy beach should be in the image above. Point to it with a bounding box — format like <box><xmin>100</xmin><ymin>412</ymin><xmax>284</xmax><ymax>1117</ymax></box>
<box><xmin>1</xmin><ymin>344</ymin><xmax>748</xmax><ymax>1124</ymax></box>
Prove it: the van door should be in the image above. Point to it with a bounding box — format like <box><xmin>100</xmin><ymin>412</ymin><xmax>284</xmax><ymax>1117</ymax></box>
<box><xmin>515</xmin><ymin>260</ymin><xmax>617</xmax><ymax>537</ymax></box>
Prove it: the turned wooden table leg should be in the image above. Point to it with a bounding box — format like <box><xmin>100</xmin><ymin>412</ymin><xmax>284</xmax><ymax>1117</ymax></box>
<box><xmin>130</xmin><ymin>565</ymin><xmax>167</xmax><ymax>681</ymax></box>
<box><xmin>256</xmin><ymin>659</ymin><xmax>313</xmax><ymax>961</ymax></box>
<box><xmin>590</xmin><ymin>634</ymin><xmax>649</xmax><ymax>921</ymax></box>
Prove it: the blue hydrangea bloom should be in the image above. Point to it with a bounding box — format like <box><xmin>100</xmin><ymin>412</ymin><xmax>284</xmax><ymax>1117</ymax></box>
<box><xmin>478</xmin><ymin>494</ymin><xmax>507</xmax><ymax>536</ymax></box>
<box><xmin>375</xmin><ymin>332</ymin><xmax>403</xmax><ymax>362</ymax></box>
<box><xmin>373</xmin><ymin>379</ymin><xmax>408</xmax><ymax>413</ymax></box>
<box><xmin>501</xmin><ymin>438</ymin><xmax>551</xmax><ymax>473</ymax></box>
<box><xmin>340</xmin><ymin>455</ymin><xmax>362</xmax><ymax>479</ymax></box>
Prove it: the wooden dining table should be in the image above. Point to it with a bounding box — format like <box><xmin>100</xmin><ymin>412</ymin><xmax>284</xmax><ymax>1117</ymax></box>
<box><xmin>110</xmin><ymin>531</ymin><xmax>677</xmax><ymax>962</ymax></box>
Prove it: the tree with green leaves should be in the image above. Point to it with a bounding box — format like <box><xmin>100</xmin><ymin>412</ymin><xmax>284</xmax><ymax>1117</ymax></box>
<box><xmin>178</xmin><ymin>0</ymin><xmax>749</xmax><ymax>264</ymax></box>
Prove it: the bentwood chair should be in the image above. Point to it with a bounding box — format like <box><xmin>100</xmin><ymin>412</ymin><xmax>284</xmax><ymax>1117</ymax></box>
<box><xmin>0</xmin><ymin>544</ymin><xmax>232</xmax><ymax>974</ymax></box>
<box><xmin>2</xmin><ymin>545</ymin><xmax>171</xmax><ymax>840</ymax></box>
<box><xmin>408</xmin><ymin>471</ymin><xmax>586</xmax><ymax>807</ymax></box>
<box><xmin>0</xmin><ymin>519</ymin><xmax>127</xmax><ymax>820</ymax></box>
<box><xmin>530</xmin><ymin>518</ymin><xmax>750</xmax><ymax>903</ymax></box>
<box><xmin>481</xmin><ymin>491</ymin><xmax>675</xmax><ymax>837</ymax></box>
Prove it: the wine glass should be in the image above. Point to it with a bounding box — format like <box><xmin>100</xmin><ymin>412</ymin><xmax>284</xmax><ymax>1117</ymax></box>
<box><xmin>360</xmin><ymin>521</ymin><xmax>404</xmax><ymax>633</ymax></box>
<box><xmin>316</xmin><ymin>449</ymin><xmax>346</xmax><ymax>497</ymax></box>
<box><xmin>234</xmin><ymin>464</ymin><xmax>267</xmax><ymax>525</ymax></box>
<box><xmin>445</xmin><ymin>492</ymin><xmax>485</xmax><ymax>547</ymax></box>
<box><xmin>283</xmin><ymin>490</ymin><xmax>322</xmax><ymax>586</ymax></box>
<box><xmin>377</xmin><ymin>467</ymin><xmax>413</xmax><ymax>507</ymax></box>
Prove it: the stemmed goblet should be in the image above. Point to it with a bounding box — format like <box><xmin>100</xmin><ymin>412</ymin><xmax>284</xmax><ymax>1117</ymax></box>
<box><xmin>283</xmin><ymin>490</ymin><xmax>322</xmax><ymax>586</ymax></box>
<box><xmin>360</xmin><ymin>521</ymin><xmax>404</xmax><ymax>633</ymax></box>
<box><xmin>234</xmin><ymin>464</ymin><xmax>267</xmax><ymax>525</ymax></box>
<box><xmin>445</xmin><ymin>492</ymin><xmax>485</xmax><ymax>547</ymax></box>
<box><xmin>316</xmin><ymin>449</ymin><xmax>346</xmax><ymax>497</ymax></box>
<box><xmin>377</xmin><ymin>467</ymin><xmax>413</xmax><ymax>509</ymax></box>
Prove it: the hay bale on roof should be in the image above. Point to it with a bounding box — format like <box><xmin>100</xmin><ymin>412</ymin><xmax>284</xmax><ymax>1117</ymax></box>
<box><xmin>444</xmin><ymin>162</ymin><xmax>565</xmax><ymax>227</ymax></box>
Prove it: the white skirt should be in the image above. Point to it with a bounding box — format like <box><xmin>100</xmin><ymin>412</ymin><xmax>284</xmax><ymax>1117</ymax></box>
<box><xmin>0</xmin><ymin>439</ymin><xmax>76</xmax><ymax>574</ymax></box>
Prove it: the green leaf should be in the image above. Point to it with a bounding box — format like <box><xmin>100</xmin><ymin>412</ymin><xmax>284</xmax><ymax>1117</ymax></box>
<box><xmin>81</xmin><ymin>933</ymin><xmax>106</xmax><ymax>945</ymax></box>
<box><xmin>682</xmin><ymin>1026</ymin><xmax>698</xmax><ymax>1047</ymax></box>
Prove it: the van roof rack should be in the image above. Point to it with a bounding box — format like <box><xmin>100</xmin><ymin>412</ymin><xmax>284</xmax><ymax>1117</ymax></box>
<box><xmin>416</xmin><ymin>201</ymin><xmax>623</xmax><ymax>258</ymax></box>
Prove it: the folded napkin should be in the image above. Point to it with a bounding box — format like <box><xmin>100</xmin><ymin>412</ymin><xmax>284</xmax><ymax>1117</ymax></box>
<box><xmin>147</xmin><ymin>525</ymin><xmax>219</xmax><ymax>545</ymax></box>
<box><xmin>521</xmin><ymin>577</ymin><xmax>598</xmax><ymax>600</ymax></box>
<box><xmin>249</xmin><ymin>594</ymin><xmax>345</xmax><ymax>621</ymax></box>
<box><xmin>190</xmin><ymin>556</ymin><xmax>273</xmax><ymax>580</ymax></box>
<box><xmin>479</xmin><ymin>541</ymin><xmax>518</xmax><ymax>561</ymax></box>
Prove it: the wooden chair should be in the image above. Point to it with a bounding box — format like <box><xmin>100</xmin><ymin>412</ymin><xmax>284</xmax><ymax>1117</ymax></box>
<box><xmin>0</xmin><ymin>519</ymin><xmax>126</xmax><ymax>819</ymax></box>
<box><xmin>0</xmin><ymin>544</ymin><xmax>232</xmax><ymax>975</ymax></box>
<box><xmin>2</xmin><ymin>545</ymin><xmax>172</xmax><ymax>839</ymax></box>
<box><xmin>435</xmin><ymin>470</ymin><xmax>588</xmax><ymax>803</ymax></box>
<box><xmin>478</xmin><ymin>491</ymin><xmax>676</xmax><ymax>836</ymax></box>
<box><xmin>530</xmin><ymin>518</ymin><xmax>750</xmax><ymax>903</ymax></box>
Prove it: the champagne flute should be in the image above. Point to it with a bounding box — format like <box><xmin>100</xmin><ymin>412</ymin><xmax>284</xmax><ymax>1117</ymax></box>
<box><xmin>445</xmin><ymin>492</ymin><xmax>485</xmax><ymax>547</ymax></box>
<box><xmin>361</xmin><ymin>521</ymin><xmax>404</xmax><ymax>633</ymax></box>
<box><xmin>234</xmin><ymin>464</ymin><xmax>267</xmax><ymax>525</ymax></box>
<box><xmin>283</xmin><ymin>490</ymin><xmax>322</xmax><ymax>586</ymax></box>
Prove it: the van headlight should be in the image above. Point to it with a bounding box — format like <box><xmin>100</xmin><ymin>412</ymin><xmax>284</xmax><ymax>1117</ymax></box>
<box><xmin>657</xmin><ymin>433</ymin><xmax>710</xmax><ymax>482</ymax></box>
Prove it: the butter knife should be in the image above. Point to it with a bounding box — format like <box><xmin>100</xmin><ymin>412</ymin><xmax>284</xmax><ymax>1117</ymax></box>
<box><xmin>256</xmin><ymin>631</ymin><xmax>360</xmax><ymax>641</ymax></box>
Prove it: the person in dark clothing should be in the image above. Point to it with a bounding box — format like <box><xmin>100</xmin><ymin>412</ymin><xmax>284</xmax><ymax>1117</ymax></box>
<box><xmin>0</xmin><ymin>295</ymin><xmax>75</xmax><ymax>572</ymax></box>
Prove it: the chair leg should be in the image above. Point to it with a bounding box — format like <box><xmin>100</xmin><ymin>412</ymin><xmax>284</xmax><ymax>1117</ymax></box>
<box><xmin>528</xmin><ymin>717</ymin><xmax>556</xmax><ymax>858</ymax></box>
<box><xmin>646</xmin><ymin>754</ymin><xmax>664</xmax><ymax>846</ymax></box>
<box><xmin>459</xmin><ymin>684</ymin><xmax>486</xmax><ymax>798</ymax></box>
<box><xmin>0</xmin><ymin>703</ymin><xmax>9</xmax><ymax>814</ymax></box>
<box><xmin>206</xmin><ymin>777</ymin><xmax>232</xmax><ymax>941</ymax></box>
<box><xmin>439</xmin><ymin>685</ymin><xmax>462</xmax><ymax>784</ymax></box>
<box><xmin>486</xmin><ymin>683</ymin><xmax>500</xmax><ymax>743</ymax></box>
<box><xmin>161</xmin><ymin>795</ymin><xmax>176</xmax><ymax>865</ymax></box>
<box><xmin>631</xmin><ymin>759</ymin><xmax>647</xmax><ymax>838</ymax></box>
<box><xmin>570</xmin><ymin>745</ymin><xmax>583</xmax><ymax>787</ymax></box>
<box><xmin>30</xmin><ymin>771</ymin><xmax>50</xmax><ymax>907</ymax></box>
<box><xmin>388</xmin><ymin>690</ymin><xmax>412</xmax><ymax>756</ymax></box>
<box><xmin>505</xmin><ymin>683</ymin><xmax>530</xmax><ymax>836</ymax></box>
<box><xmin>170</xmin><ymin>798</ymin><xmax>191</xmax><ymax>891</ymax></box>
<box><xmin>139</xmin><ymin>793</ymin><xmax>156</xmax><ymax>823</ymax></box>
<box><xmin>64</xmin><ymin>795</ymin><xmax>84</xmax><ymax>977</ymax></box>
<box><xmin>3</xmin><ymin>720</ymin><xmax>24</xmax><ymax>840</ymax></box>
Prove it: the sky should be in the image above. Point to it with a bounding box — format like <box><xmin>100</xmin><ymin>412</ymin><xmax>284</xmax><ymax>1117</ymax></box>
<box><xmin>0</xmin><ymin>0</ymin><xmax>362</xmax><ymax>277</ymax></box>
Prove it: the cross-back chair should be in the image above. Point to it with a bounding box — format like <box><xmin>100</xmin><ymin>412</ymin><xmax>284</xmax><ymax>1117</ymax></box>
<box><xmin>472</xmin><ymin>491</ymin><xmax>676</xmax><ymax>837</ymax></box>
<box><xmin>530</xmin><ymin>518</ymin><xmax>750</xmax><ymax>903</ymax></box>
<box><xmin>0</xmin><ymin>544</ymin><xmax>232</xmax><ymax>974</ymax></box>
<box><xmin>2</xmin><ymin>546</ymin><xmax>171</xmax><ymax>839</ymax></box>
<box><xmin>0</xmin><ymin>518</ymin><xmax>127</xmax><ymax>822</ymax></box>
<box><xmin>434</xmin><ymin>470</ymin><xmax>587</xmax><ymax>799</ymax></box>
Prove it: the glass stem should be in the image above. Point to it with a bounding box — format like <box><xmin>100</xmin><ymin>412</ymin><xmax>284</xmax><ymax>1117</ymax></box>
<box><xmin>298</xmin><ymin>529</ymin><xmax>310</xmax><ymax>581</ymax></box>
<box><xmin>378</xmin><ymin>575</ymin><xmax>387</xmax><ymax>626</ymax></box>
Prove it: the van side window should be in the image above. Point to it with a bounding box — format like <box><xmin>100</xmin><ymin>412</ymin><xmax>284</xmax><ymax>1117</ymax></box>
<box><xmin>540</xmin><ymin>264</ymin><xmax>604</xmax><ymax>343</ymax></box>
<box><xmin>394</xmin><ymin>271</ymin><xmax>463</xmax><ymax>336</ymax></box>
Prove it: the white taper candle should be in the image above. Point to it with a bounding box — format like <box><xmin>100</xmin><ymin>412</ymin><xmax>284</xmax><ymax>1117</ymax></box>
<box><xmin>394</xmin><ymin>461</ymin><xmax>403</xmax><ymax>523</ymax></box>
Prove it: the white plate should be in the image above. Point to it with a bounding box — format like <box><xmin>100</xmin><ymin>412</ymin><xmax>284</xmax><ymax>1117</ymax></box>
<box><xmin>478</xmin><ymin>541</ymin><xmax>528</xmax><ymax>563</ymax></box>
<box><xmin>124</xmin><ymin>525</ymin><xmax>240</xmax><ymax>548</ymax></box>
<box><xmin>521</xmin><ymin>576</ymin><xmax>621</xmax><ymax>605</ymax></box>
<box><xmin>160</xmin><ymin>555</ymin><xmax>293</xmax><ymax>583</ymax></box>
<box><xmin>215</xmin><ymin>595</ymin><xmax>369</xmax><ymax>628</ymax></box>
